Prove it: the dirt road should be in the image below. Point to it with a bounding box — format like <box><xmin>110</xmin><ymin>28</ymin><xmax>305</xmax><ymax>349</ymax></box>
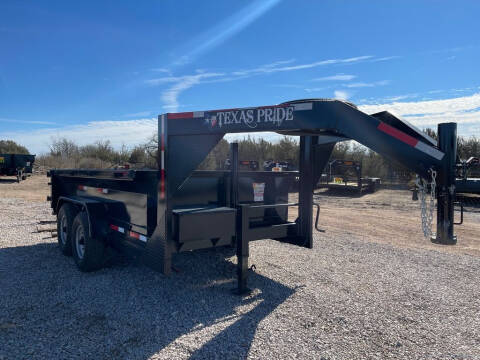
<box><xmin>0</xmin><ymin>174</ymin><xmax>49</xmax><ymax>202</ymax></box>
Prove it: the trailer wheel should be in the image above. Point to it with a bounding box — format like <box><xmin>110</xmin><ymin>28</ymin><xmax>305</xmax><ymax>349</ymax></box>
<box><xmin>71</xmin><ymin>212</ymin><xmax>105</xmax><ymax>272</ymax></box>
<box><xmin>57</xmin><ymin>203</ymin><xmax>77</xmax><ymax>256</ymax></box>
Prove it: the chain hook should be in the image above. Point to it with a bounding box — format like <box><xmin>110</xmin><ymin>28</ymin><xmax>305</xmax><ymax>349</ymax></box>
<box><xmin>417</xmin><ymin>168</ymin><xmax>437</xmax><ymax>239</ymax></box>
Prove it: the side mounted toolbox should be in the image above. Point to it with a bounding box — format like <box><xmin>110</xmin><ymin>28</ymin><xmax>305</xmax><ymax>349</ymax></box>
<box><xmin>172</xmin><ymin>206</ymin><xmax>236</xmax><ymax>251</ymax></box>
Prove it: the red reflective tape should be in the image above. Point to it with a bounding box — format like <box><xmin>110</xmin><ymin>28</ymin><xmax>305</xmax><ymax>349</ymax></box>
<box><xmin>78</xmin><ymin>185</ymin><xmax>87</xmax><ymax>191</ymax></box>
<box><xmin>377</xmin><ymin>122</ymin><xmax>418</xmax><ymax>147</ymax></box>
<box><xmin>167</xmin><ymin>112</ymin><xmax>193</xmax><ymax>119</ymax></box>
<box><xmin>160</xmin><ymin>169</ymin><xmax>165</xmax><ymax>199</ymax></box>
<box><xmin>110</xmin><ymin>224</ymin><xmax>119</xmax><ymax>231</ymax></box>
<box><xmin>129</xmin><ymin>231</ymin><xmax>140</xmax><ymax>239</ymax></box>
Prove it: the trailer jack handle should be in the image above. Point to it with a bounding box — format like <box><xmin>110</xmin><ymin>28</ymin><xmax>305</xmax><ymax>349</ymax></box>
<box><xmin>313</xmin><ymin>203</ymin><xmax>325</xmax><ymax>233</ymax></box>
<box><xmin>454</xmin><ymin>201</ymin><xmax>464</xmax><ymax>225</ymax></box>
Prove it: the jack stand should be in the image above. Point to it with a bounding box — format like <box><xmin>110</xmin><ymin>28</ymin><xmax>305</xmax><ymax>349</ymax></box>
<box><xmin>431</xmin><ymin>122</ymin><xmax>457</xmax><ymax>245</ymax></box>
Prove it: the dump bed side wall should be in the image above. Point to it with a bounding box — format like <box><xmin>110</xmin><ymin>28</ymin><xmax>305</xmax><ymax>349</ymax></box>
<box><xmin>172</xmin><ymin>170</ymin><xmax>294</xmax><ymax>206</ymax></box>
<box><xmin>0</xmin><ymin>154</ymin><xmax>14</xmax><ymax>175</ymax></box>
<box><xmin>50</xmin><ymin>170</ymin><xmax>158</xmax><ymax>236</ymax></box>
<box><xmin>0</xmin><ymin>154</ymin><xmax>35</xmax><ymax>175</ymax></box>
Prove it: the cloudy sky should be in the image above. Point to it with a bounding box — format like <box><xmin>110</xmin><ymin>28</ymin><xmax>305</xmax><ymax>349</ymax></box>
<box><xmin>1</xmin><ymin>0</ymin><xmax>479</xmax><ymax>153</ymax></box>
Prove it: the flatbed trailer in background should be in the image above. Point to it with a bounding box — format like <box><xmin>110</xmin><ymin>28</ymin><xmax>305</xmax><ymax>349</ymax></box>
<box><xmin>317</xmin><ymin>159</ymin><xmax>381</xmax><ymax>194</ymax></box>
<box><xmin>48</xmin><ymin>98</ymin><xmax>472</xmax><ymax>294</ymax></box>
<box><xmin>0</xmin><ymin>153</ymin><xmax>35</xmax><ymax>182</ymax></box>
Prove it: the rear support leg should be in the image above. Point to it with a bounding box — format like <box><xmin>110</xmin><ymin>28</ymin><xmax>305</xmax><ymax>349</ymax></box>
<box><xmin>234</xmin><ymin>205</ymin><xmax>250</xmax><ymax>295</ymax></box>
<box><xmin>432</xmin><ymin>122</ymin><xmax>457</xmax><ymax>245</ymax></box>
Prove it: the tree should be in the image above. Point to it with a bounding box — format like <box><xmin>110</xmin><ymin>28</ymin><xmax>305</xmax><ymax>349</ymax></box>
<box><xmin>49</xmin><ymin>137</ymin><xmax>78</xmax><ymax>158</ymax></box>
<box><xmin>129</xmin><ymin>146</ymin><xmax>147</xmax><ymax>165</ymax></box>
<box><xmin>0</xmin><ymin>140</ymin><xmax>30</xmax><ymax>154</ymax></box>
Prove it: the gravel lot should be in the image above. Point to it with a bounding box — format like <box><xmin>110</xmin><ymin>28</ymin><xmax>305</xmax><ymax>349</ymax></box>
<box><xmin>1</xmin><ymin>182</ymin><xmax>480</xmax><ymax>359</ymax></box>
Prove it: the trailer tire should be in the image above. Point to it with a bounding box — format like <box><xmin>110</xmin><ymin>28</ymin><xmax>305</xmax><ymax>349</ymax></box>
<box><xmin>71</xmin><ymin>212</ymin><xmax>105</xmax><ymax>272</ymax></box>
<box><xmin>57</xmin><ymin>203</ymin><xmax>77</xmax><ymax>256</ymax></box>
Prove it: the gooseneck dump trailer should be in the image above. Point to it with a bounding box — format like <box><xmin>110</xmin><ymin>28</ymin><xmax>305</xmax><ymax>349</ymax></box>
<box><xmin>0</xmin><ymin>153</ymin><xmax>35</xmax><ymax>182</ymax></box>
<box><xmin>48</xmin><ymin>99</ymin><xmax>472</xmax><ymax>293</ymax></box>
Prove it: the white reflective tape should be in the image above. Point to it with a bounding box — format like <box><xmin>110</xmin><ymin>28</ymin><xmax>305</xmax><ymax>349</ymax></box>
<box><xmin>161</xmin><ymin>151</ymin><xmax>165</xmax><ymax>170</ymax></box>
<box><xmin>415</xmin><ymin>141</ymin><xmax>445</xmax><ymax>161</ymax></box>
<box><xmin>193</xmin><ymin>111</ymin><xmax>204</xmax><ymax>118</ymax></box>
<box><xmin>139</xmin><ymin>235</ymin><xmax>147</xmax><ymax>242</ymax></box>
<box><xmin>293</xmin><ymin>103</ymin><xmax>313</xmax><ymax>111</ymax></box>
<box><xmin>102</xmin><ymin>188</ymin><xmax>108</xmax><ymax>194</ymax></box>
<box><xmin>118</xmin><ymin>227</ymin><xmax>125</xmax><ymax>234</ymax></box>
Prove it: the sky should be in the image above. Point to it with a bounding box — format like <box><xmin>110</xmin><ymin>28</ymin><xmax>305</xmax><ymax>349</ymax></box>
<box><xmin>1</xmin><ymin>0</ymin><xmax>479</xmax><ymax>154</ymax></box>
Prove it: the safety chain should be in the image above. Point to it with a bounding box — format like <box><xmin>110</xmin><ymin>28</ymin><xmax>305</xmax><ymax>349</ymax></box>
<box><xmin>415</xmin><ymin>169</ymin><xmax>437</xmax><ymax>238</ymax></box>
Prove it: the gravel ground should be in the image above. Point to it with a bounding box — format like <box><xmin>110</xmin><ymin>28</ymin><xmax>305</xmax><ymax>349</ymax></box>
<box><xmin>1</xmin><ymin>197</ymin><xmax>480</xmax><ymax>360</ymax></box>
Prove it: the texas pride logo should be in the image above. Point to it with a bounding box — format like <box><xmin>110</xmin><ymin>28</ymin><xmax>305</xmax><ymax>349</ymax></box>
<box><xmin>204</xmin><ymin>106</ymin><xmax>295</xmax><ymax>129</ymax></box>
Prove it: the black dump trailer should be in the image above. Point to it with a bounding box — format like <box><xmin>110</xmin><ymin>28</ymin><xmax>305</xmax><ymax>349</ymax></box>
<box><xmin>0</xmin><ymin>153</ymin><xmax>35</xmax><ymax>182</ymax></box>
<box><xmin>49</xmin><ymin>98</ymin><xmax>472</xmax><ymax>293</ymax></box>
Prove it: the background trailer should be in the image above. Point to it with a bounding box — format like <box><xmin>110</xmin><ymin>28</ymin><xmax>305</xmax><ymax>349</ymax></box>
<box><xmin>317</xmin><ymin>159</ymin><xmax>381</xmax><ymax>194</ymax></box>
<box><xmin>49</xmin><ymin>99</ymin><xmax>475</xmax><ymax>293</ymax></box>
<box><xmin>0</xmin><ymin>153</ymin><xmax>35</xmax><ymax>182</ymax></box>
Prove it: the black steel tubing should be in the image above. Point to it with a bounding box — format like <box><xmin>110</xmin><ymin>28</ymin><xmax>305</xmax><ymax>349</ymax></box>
<box><xmin>432</xmin><ymin>122</ymin><xmax>457</xmax><ymax>245</ymax></box>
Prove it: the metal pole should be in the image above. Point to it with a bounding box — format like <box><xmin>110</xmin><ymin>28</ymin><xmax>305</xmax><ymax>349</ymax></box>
<box><xmin>432</xmin><ymin>122</ymin><xmax>457</xmax><ymax>245</ymax></box>
<box><xmin>231</xmin><ymin>143</ymin><xmax>250</xmax><ymax>294</ymax></box>
<box><xmin>231</xmin><ymin>143</ymin><xmax>238</xmax><ymax>209</ymax></box>
<box><xmin>298</xmin><ymin>136</ymin><xmax>317</xmax><ymax>248</ymax></box>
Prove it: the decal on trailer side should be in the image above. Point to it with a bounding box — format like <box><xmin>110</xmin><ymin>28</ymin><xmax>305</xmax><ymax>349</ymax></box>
<box><xmin>204</xmin><ymin>102</ymin><xmax>313</xmax><ymax>129</ymax></box>
<box><xmin>253</xmin><ymin>182</ymin><xmax>265</xmax><ymax>202</ymax></box>
<box><xmin>166</xmin><ymin>102</ymin><xmax>313</xmax><ymax>129</ymax></box>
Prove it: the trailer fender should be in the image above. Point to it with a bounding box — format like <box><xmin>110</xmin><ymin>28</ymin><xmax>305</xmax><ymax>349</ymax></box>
<box><xmin>56</xmin><ymin>197</ymin><xmax>109</xmax><ymax>240</ymax></box>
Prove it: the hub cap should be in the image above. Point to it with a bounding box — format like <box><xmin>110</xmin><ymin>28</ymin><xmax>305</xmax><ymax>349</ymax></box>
<box><xmin>60</xmin><ymin>215</ymin><xmax>68</xmax><ymax>245</ymax></box>
<box><xmin>75</xmin><ymin>225</ymin><xmax>86</xmax><ymax>259</ymax></box>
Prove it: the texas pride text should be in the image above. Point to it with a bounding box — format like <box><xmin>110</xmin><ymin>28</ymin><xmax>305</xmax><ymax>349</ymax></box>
<box><xmin>207</xmin><ymin>106</ymin><xmax>294</xmax><ymax>128</ymax></box>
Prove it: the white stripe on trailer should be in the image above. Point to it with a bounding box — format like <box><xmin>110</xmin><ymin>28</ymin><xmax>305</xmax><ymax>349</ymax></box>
<box><xmin>415</xmin><ymin>141</ymin><xmax>444</xmax><ymax>161</ymax></box>
<box><xmin>293</xmin><ymin>102</ymin><xmax>313</xmax><ymax>111</ymax></box>
<box><xmin>128</xmin><ymin>230</ymin><xmax>148</xmax><ymax>242</ymax></box>
<box><xmin>118</xmin><ymin>227</ymin><xmax>125</xmax><ymax>233</ymax></box>
<box><xmin>193</xmin><ymin>111</ymin><xmax>204</xmax><ymax>118</ymax></box>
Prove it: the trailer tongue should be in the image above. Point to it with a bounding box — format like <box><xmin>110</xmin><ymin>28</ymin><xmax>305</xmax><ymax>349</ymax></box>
<box><xmin>49</xmin><ymin>98</ymin><xmax>465</xmax><ymax>294</ymax></box>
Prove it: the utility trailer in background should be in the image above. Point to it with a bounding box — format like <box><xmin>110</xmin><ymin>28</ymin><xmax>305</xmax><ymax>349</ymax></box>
<box><xmin>224</xmin><ymin>159</ymin><xmax>259</xmax><ymax>171</ymax></box>
<box><xmin>0</xmin><ymin>153</ymin><xmax>35</xmax><ymax>182</ymax></box>
<box><xmin>317</xmin><ymin>159</ymin><xmax>381</xmax><ymax>194</ymax></box>
<box><xmin>49</xmin><ymin>98</ymin><xmax>470</xmax><ymax>294</ymax></box>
